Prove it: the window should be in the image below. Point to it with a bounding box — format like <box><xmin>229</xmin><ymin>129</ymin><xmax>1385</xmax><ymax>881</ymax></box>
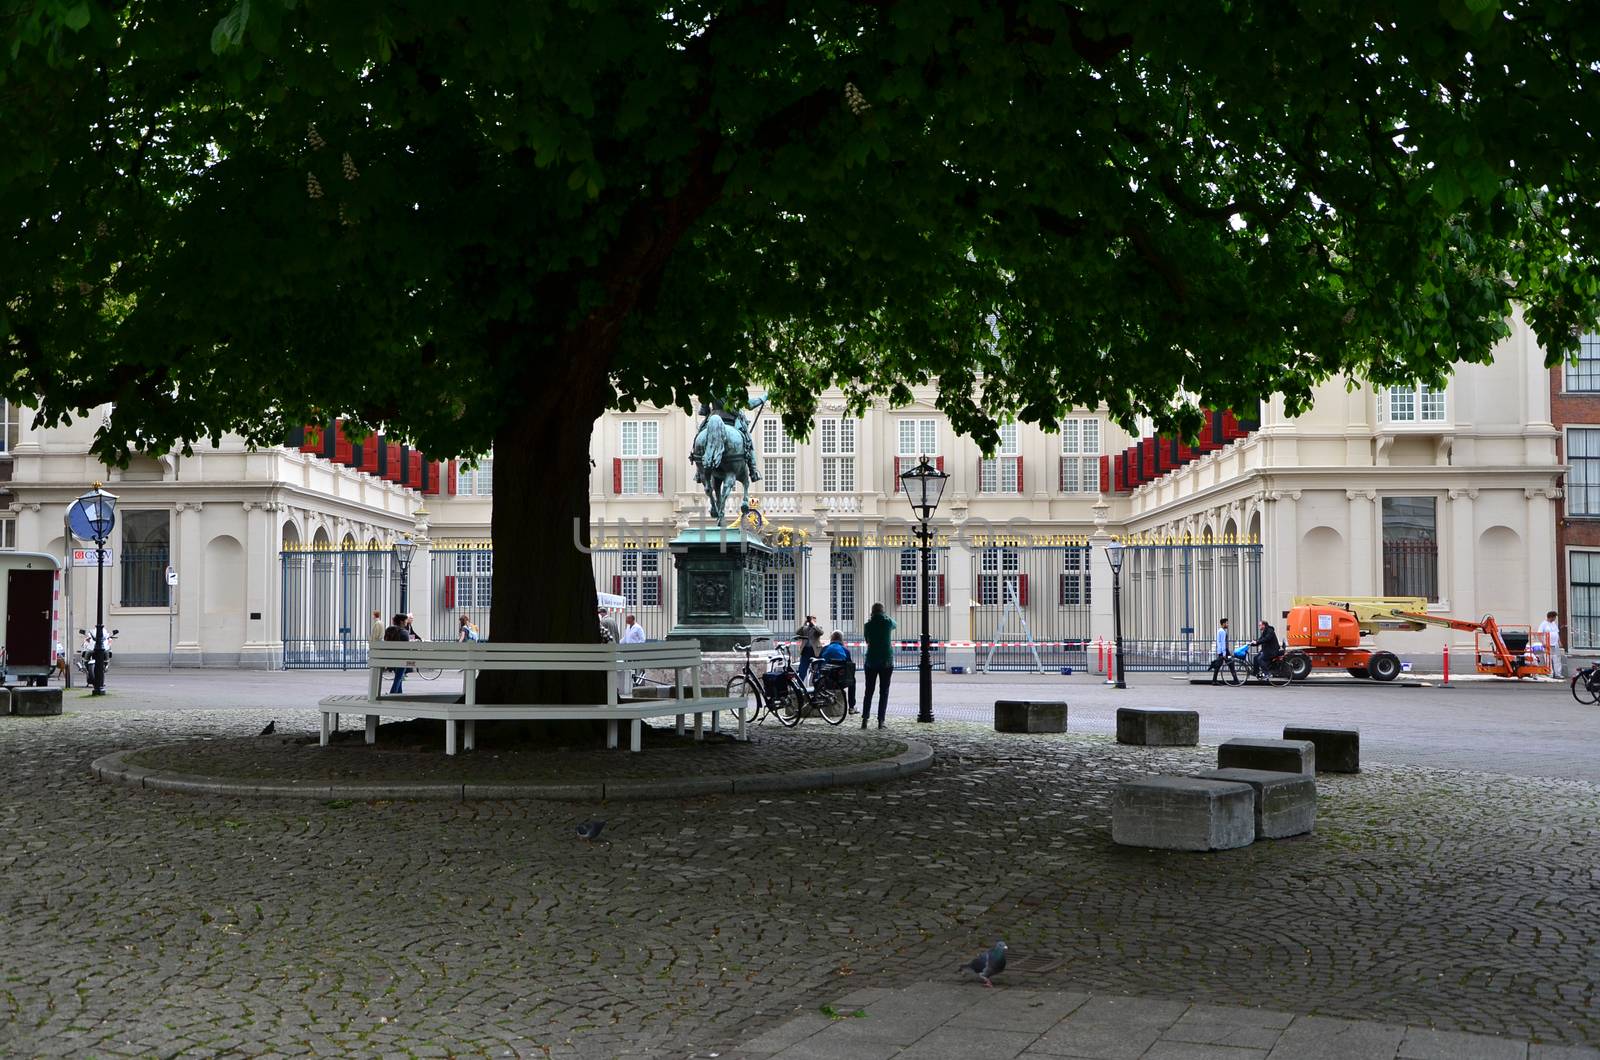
<box><xmin>618</xmin><ymin>420</ymin><xmax>662</xmax><ymax>495</ymax></box>
<box><xmin>894</xmin><ymin>418</ymin><xmax>939</xmax><ymax>492</ymax></box>
<box><xmin>1381</xmin><ymin>497</ymin><xmax>1438</xmax><ymax>601</ymax></box>
<box><xmin>979</xmin><ymin>422</ymin><xmax>1022</xmax><ymax>493</ymax></box>
<box><xmin>896</xmin><ymin>548</ymin><xmax>943</xmax><ymax>606</ymax></box>
<box><xmin>760</xmin><ymin>418</ymin><xmax>797</xmax><ymax>493</ymax></box>
<box><xmin>0</xmin><ymin>517</ymin><xmax>14</xmax><ymax>549</ymax></box>
<box><xmin>458</xmin><ymin>455</ymin><xmax>494</xmax><ymax>496</ymax></box>
<box><xmin>1059</xmin><ymin>418</ymin><xmax>1102</xmax><ymax>493</ymax></box>
<box><xmin>1570</xmin><ymin>551</ymin><xmax>1600</xmax><ymax>650</ymax></box>
<box><xmin>452</xmin><ymin>549</ymin><xmax>494</xmax><ymax>608</ymax></box>
<box><xmin>616</xmin><ymin>550</ymin><xmax>661</xmax><ymax>608</ymax></box>
<box><xmin>1566</xmin><ymin>334</ymin><xmax>1600</xmax><ymax>393</ymax></box>
<box><xmin>830</xmin><ymin>552</ymin><xmax>856</xmax><ymax>627</ymax></box>
<box><xmin>1059</xmin><ymin>546</ymin><xmax>1091</xmax><ymax>606</ymax></box>
<box><xmin>978</xmin><ymin>547</ymin><xmax>1026</xmax><ymax>605</ymax></box>
<box><xmin>0</xmin><ymin>400</ymin><xmax>17</xmax><ymax>452</ymax></box>
<box><xmin>1569</xmin><ymin>428</ymin><xmax>1600</xmax><ymax>516</ymax></box>
<box><xmin>1386</xmin><ymin>384</ymin><xmax>1446</xmax><ymax>423</ymax></box>
<box><xmin>120</xmin><ymin>510</ymin><xmax>170</xmax><ymax>607</ymax></box>
<box><xmin>818</xmin><ymin>417</ymin><xmax>857</xmax><ymax>493</ymax></box>
<box><xmin>764</xmin><ymin>552</ymin><xmax>798</xmax><ymax>629</ymax></box>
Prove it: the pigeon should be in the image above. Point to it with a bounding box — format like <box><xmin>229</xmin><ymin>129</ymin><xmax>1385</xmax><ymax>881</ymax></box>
<box><xmin>960</xmin><ymin>940</ymin><xmax>1007</xmax><ymax>987</ymax></box>
<box><xmin>575</xmin><ymin>820</ymin><xmax>607</xmax><ymax>842</ymax></box>
<box><xmin>258</xmin><ymin>720</ymin><xmax>276</xmax><ymax>737</ymax></box>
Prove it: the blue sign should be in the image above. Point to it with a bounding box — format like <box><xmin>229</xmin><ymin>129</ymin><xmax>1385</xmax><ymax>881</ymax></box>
<box><xmin>68</xmin><ymin>500</ymin><xmax>114</xmax><ymax>542</ymax></box>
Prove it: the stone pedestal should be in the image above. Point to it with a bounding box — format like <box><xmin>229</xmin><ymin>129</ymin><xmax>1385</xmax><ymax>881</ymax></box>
<box><xmin>11</xmin><ymin>687</ymin><xmax>63</xmax><ymax>717</ymax></box>
<box><xmin>1196</xmin><ymin>768</ymin><xmax>1317</xmax><ymax>838</ymax></box>
<box><xmin>1116</xmin><ymin>707</ymin><xmax>1199</xmax><ymax>746</ymax></box>
<box><xmin>665</xmin><ymin>528</ymin><xmax>774</xmax><ymax>654</ymax></box>
<box><xmin>1218</xmin><ymin>738</ymin><xmax>1316</xmax><ymax>775</ymax></box>
<box><xmin>1111</xmin><ymin>777</ymin><xmax>1256</xmax><ymax>851</ymax></box>
<box><xmin>994</xmin><ymin>700</ymin><xmax>1068</xmax><ymax>733</ymax></box>
<box><xmin>1282</xmin><ymin>726</ymin><xmax>1360</xmax><ymax>773</ymax></box>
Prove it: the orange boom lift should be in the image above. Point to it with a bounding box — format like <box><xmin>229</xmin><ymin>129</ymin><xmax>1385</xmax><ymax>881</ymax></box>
<box><xmin>1281</xmin><ymin>597</ymin><xmax>1550</xmax><ymax>681</ymax></box>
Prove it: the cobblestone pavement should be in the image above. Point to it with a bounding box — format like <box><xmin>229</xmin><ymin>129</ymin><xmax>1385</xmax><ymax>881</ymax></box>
<box><xmin>2</xmin><ymin>702</ymin><xmax>1598</xmax><ymax>1058</ymax></box>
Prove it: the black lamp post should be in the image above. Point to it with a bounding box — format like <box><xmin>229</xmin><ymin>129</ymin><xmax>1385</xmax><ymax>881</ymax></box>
<box><xmin>68</xmin><ymin>484</ymin><xmax>118</xmax><ymax>696</ymax></box>
<box><xmin>1106</xmin><ymin>539</ymin><xmax>1127</xmax><ymax>689</ymax></box>
<box><xmin>392</xmin><ymin>535</ymin><xmax>416</xmax><ymax>616</ymax></box>
<box><xmin>898</xmin><ymin>456</ymin><xmax>949</xmax><ymax>723</ymax></box>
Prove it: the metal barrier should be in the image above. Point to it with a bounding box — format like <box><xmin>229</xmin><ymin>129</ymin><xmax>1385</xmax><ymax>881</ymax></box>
<box><xmin>970</xmin><ymin>542</ymin><xmax>1092</xmax><ymax>671</ymax></box>
<box><xmin>1118</xmin><ymin>540</ymin><xmax>1262</xmax><ymax>671</ymax></box>
<box><xmin>432</xmin><ymin>542</ymin><xmax>494</xmax><ymax>641</ymax></box>
<box><xmin>832</xmin><ymin>544</ymin><xmax>949</xmax><ymax>670</ymax></box>
<box><xmin>281</xmin><ymin>546</ymin><xmax>399</xmax><ymax>668</ymax></box>
<box><xmin>590</xmin><ymin>543</ymin><xmax>677</xmax><ymax>639</ymax></box>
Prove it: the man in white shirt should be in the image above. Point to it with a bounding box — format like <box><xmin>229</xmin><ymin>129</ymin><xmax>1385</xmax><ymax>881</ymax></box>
<box><xmin>1536</xmin><ymin>610</ymin><xmax>1563</xmax><ymax>677</ymax></box>
<box><xmin>621</xmin><ymin>614</ymin><xmax>646</xmax><ymax>644</ymax></box>
<box><xmin>1208</xmin><ymin>617</ymin><xmax>1236</xmax><ymax>684</ymax></box>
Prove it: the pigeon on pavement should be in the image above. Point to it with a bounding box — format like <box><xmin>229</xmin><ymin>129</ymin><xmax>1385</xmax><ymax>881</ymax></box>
<box><xmin>575</xmin><ymin>820</ymin><xmax>607</xmax><ymax>842</ymax></box>
<box><xmin>258</xmin><ymin>720</ymin><xmax>276</xmax><ymax>736</ymax></box>
<box><xmin>960</xmin><ymin>940</ymin><xmax>1007</xmax><ymax>987</ymax></box>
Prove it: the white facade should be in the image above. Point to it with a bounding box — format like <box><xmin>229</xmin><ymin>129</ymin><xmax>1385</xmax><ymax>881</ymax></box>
<box><xmin>0</xmin><ymin>317</ymin><xmax>1563</xmax><ymax>667</ymax></box>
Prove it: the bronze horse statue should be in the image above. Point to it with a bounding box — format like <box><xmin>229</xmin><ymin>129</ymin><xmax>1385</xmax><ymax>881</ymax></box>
<box><xmin>691</xmin><ymin>395</ymin><xmax>764</xmax><ymax>525</ymax></box>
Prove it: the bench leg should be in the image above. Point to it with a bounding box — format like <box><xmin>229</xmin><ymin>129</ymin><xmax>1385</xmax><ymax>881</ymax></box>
<box><xmin>631</xmin><ymin>719</ymin><xmax>642</xmax><ymax>753</ymax></box>
<box><xmin>332</xmin><ymin>712</ymin><xmax>339</xmax><ymax>733</ymax></box>
<box><xmin>445</xmin><ymin>720</ymin><xmax>457</xmax><ymax>756</ymax></box>
<box><xmin>675</xmin><ymin>714</ymin><xmax>685</xmax><ymax>736</ymax></box>
<box><xmin>365</xmin><ymin>715</ymin><xmax>378</xmax><ymax>744</ymax></box>
<box><xmin>711</xmin><ymin>711</ymin><xmax>721</xmax><ymax>735</ymax></box>
<box><xmin>694</xmin><ymin>712</ymin><xmax>705</xmax><ymax>741</ymax></box>
<box><xmin>320</xmin><ymin>712</ymin><xmax>331</xmax><ymax>747</ymax></box>
<box><xmin>607</xmin><ymin>720</ymin><xmax>618</xmax><ymax>749</ymax></box>
<box><xmin>738</xmin><ymin>710</ymin><xmax>747</xmax><ymax>742</ymax></box>
<box><xmin>464</xmin><ymin>719</ymin><xmax>475</xmax><ymax>752</ymax></box>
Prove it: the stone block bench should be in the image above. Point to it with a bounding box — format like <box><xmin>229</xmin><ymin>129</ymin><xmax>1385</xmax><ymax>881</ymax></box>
<box><xmin>994</xmin><ymin>700</ymin><xmax>1068</xmax><ymax>734</ymax></box>
<box><xmin>1196</xmin><ymin>767</ymin><xmax>1317</xmax><ymax>838</ymax></box>
<box><xmin>1217</xmin><ymin>737</ymin><xmax>1315</xmax><ymax>775</ymax></box>
<box><xmin>319</xmin><ymin>640</ymin><xmax>741</xmax><ymax>755</ymax></box>
<box><xmin>9</xmin><ymin>687</ymin><xmax>62</xmax><ymax>717</ymax></box>
<box><xmin>1111</xmin><ymin>776</ymin><xmax>1256</xmax><ymax>851</ymax></box>
<box><xmin>1283</xmin><ymin>725</ymin><xmax>1359</xmax><ymax>773</ymax></box>
<box><xmin>1116</xmin><ymin>707</ymin><xmax>1199</xmax><ymax>746</ymax></box>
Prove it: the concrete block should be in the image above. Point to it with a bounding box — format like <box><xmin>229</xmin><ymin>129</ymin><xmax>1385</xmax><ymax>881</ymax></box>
<box><xmin>1283</xmin><ymin>725</ymin><xmax>1360</xmax><ymax>773</ymax></box>
<box><xmin>994</xmin><ymin>700</ymin><xmax>1068</xmax><ymax>733</ymax></box>
<box><xmin>1196</xmin><ymin>767</ymin><xmax>1317</xmax><ymax>838</ymax></box>
<box><xmin>10</xmin><ymin>687</ymin><xmax>62</xmax><ymax>717</ymax></box>
<box><xmin>1217</xmin><ymin>737</ymin><xmax>1315</xmax><ymax>775</ymax></box>
<box><xmin>1111</xmin><ymin>776</ymin><xmax>1256</xmax><ymax>851</ymax></box>
<box><xmin>1116</xmin><ymin>707</ymin><xmax>1199</xmax><ymax>746</ymax></box>
<box><xmin>0</xmin><ymin>687</ymin><xmax>10</xmax><ymax>715</ymax></box>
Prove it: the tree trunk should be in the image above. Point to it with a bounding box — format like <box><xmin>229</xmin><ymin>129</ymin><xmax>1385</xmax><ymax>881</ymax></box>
<box><xmin>477</xmin><ymin>360</ymin><xmax>611</xmax><ymax>744</ymax></box>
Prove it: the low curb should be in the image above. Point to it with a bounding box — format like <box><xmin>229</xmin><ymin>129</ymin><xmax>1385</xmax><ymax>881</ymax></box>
<box><xmin>89</xmin><ymin>739</ymin><xmax>935</xmax><ymax>802</ymax></box>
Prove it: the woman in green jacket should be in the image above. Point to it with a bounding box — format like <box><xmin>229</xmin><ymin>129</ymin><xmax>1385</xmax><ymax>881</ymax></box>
<box><xmin>861</xmin><ymin>602</ymin><xmax>895</xmax><ymax>729</ymax></box>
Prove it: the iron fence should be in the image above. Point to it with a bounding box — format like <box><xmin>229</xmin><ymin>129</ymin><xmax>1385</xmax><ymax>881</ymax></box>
<box><xmin>282</xmin><ymin>546</ymin><xmax>400</xmax><ymax>668</ymax></box>
<box><xmin>432</xmin><ymin>542</ymin><xmax>495</xmax><ymax>641</ymax></box>
<box><xmin>1118</xmin><ymin>540</ymin><xmax>1262</xmax><ymax>672</ymax></box>
<box><xmin>970</xmin><ymin>541</ymin><xmax>1093</xmax><ymax>671</ymax></box>
<box><xmin>762</xmin><ymin>546</ymin><xmax>811</xmax><ymax>639</ymax></box>
<box><xmin>832</xmin><ymin>544</ymin><xmax>949</xmax><ymax>670</ymax></box>
<box><xmin>591</xmin><ymin>543</ymin><xmax>677</xmax><ymax>640</ymax></box>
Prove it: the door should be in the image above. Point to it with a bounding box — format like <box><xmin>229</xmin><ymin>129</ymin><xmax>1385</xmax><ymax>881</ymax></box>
<box><xmin>5</xmin><ymin>569</ymin><xmax>53</xmax><ymax>668</ymax></box>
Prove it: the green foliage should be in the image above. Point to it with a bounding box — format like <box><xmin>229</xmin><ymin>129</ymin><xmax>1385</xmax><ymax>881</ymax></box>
<box><xmin>5</xmin><ymin>0</ymin><xmax>1600</xmax><ymax>461</ymax></box>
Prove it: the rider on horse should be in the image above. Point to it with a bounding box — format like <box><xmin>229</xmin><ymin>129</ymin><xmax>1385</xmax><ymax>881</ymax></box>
<box><xmin>694</xmin><ymin>391</ymin><xmax>764</xmax><ymax>485</ymax></box>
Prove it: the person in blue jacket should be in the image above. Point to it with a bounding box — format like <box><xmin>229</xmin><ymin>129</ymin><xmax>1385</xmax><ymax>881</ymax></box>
<box><xmin>817</xmin><ymin>631</ymin><xmax>856</xmax><ymax>712</ymax></box>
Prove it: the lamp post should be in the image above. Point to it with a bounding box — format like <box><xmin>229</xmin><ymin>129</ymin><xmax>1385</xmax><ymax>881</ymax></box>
<box><xmin>68</xmin><ymin>484</ymin><xmax>118</xmax><ymax>696</ymax></box>
<box><xmin>392</xmin><ymin>535</ymin><xmax>417</xmax><ymax>617</ymax></box>
<box><xmin>898</xmin><ymin>456</ymin><xmax>949</xmax><ymax>723</ymax></box>
<box><xmin>1105</xmin><ymin>539</ymin><xmax>1127</xmax><ymax>689</ymax></box>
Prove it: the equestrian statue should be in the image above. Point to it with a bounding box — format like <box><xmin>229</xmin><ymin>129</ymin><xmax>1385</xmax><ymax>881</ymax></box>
<box><xmin>691</xmin><ymin>391</ymin><xmax>765</xmax><ymax>525</ymax></box>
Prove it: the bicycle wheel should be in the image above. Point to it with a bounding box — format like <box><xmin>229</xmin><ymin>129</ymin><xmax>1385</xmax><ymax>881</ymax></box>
<box><xmin>815</xmin><ymin>689</ymin><xmax>849</xmax><ymax>725</ymax></box>
<box><xmin>1266</xmin><ymin>658</ymin><xmax>1293</xmax><ymax>688</ymax></box>
<box><xmin>1572</xmin><ymin>670</ymin><xmax>1599</xmax><ymax>705</ymax></box>
<box><xmin>727</xmin><ymin>674</ymin><xmax>764</xmax><ymax>725</ymax></box>
<box><xmin>1225</xmin><ymin>665</ymin><xmax>1243</xmax><ymax>686</ymax></box>
<box><xmin>773</xmin><ymin>682</ymin><xmax>805</xmax><ymax>727</ymax></box>
<box><xmin>416</xmin><ymin>667</ymin><xmax>443</xmax><ymax>681</ymax></box>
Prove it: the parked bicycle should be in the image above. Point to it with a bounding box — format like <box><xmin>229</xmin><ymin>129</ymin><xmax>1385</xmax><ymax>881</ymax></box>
<box><xmin>1228</xmin><ymin>643</ymin><xmax>1293</xmax><ymax>687</ymax></box>
<box><xmin>1571</xmin><ymin>661</ymin><xmax>1600</xmax><ymax>704</ymax></box>
<box><xmin>727</xmin><ymin>641</ymin><xmax>848</xmax><ymax>727</ymax></box>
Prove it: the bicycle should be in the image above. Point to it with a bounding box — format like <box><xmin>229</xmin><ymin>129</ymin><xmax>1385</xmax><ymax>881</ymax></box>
<box><xmin>1571</xmin><ymin>662</ymin><xmax>1600</xmax><ymax>704</ymax></box>
<box><xmin>727</xmin><ymin>641</ymin><xmax>848</xmax><ymax>727</ymax></box>
<box><xmin>1228</xmin><ymin>644</ymin><xmax>1293</xmax><ymax>687</ymax></box>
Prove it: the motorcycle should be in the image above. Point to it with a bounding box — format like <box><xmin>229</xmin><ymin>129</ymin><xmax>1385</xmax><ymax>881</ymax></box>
<box><xmin>75</xmin><ymin>626</ymin><xmax>120</xmax><ymax>679</ymax></box>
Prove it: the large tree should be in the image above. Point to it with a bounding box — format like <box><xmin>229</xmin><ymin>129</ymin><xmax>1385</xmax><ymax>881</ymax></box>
<box><xmin>6</xmin><ymin>0</ymin><xmax>1600</xmax><ymax>702</ymax></box>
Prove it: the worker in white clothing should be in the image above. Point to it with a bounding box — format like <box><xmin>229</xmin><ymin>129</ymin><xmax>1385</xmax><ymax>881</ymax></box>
<box><xmin>1536</xmin><ymin>610</ymin><xmax>1563</xmax><ymax>677</ymax></box>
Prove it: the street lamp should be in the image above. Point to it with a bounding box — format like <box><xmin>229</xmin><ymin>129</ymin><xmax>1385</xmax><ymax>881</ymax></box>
<box><xmin>392</xmin><ymin>534</ymin><xmax>417</xmax><ymax>616</ymax></box>
<box><xmin>1105</xmin><ymin>539</ymin><xmax>1127</xmax><ymax>689</ymax></box>
<box><xmin>68</xmin><ymin>484</ymin><xmax>118</xmax><ymax>696</ymax></box>
<box><xmin>898</xmin><ymin>456</ymin><xmax>949</xmax><ymax>723</ymax></box>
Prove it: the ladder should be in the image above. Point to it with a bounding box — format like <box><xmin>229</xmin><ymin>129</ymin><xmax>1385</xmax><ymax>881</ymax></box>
<box><xmin>981</xmin><ymin>579</ymin><xmax>1044</xmax><ymax>674</ymax></box>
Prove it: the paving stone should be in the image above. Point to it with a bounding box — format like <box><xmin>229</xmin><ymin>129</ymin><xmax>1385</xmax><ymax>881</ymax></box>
<box><xmin>1030</xmin><ymin>1021</ymin><xmax>1164</xmax><ymax>1058</ymax></box>
<box><xmin>1398</xmin><ymin>1027</ymin><xmax>1529</xmax><ymax>1059</ymax></box>
<box><xmin>896</xmin><ymin>1025</ymin><xmax>1039</xmax><ymax>1059</ymax></box>
<box><xmin>1265</xmin><ymin>1016</ymin><xmax>1406</xmax><ymax>1059</ymax></box>
<box><xmin>1163</xmin><ymin>1005</ymin><xmax>1295</xmax><ymax>1049</ymax></box>
<box><xmin>1143</xmin><ymin>1043</ymin><xmax>1272</xmax><ymax>1060</ymax></box>
<box><xmin>1530</xmin><ymin>1045</ymin><xmax>1600</xmax><ymax>1059</ymax></box>
<box><xmin>946</xmin><ymin>989</ymin><xmax>1092</xmax><ymax>1033</ymax></box>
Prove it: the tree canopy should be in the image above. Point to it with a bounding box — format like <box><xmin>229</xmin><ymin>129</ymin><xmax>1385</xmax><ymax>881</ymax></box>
<box><xmin>8</xmin><ymin>0</ymin><xmax>1600</xmax><ymax>663</ymax></box>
